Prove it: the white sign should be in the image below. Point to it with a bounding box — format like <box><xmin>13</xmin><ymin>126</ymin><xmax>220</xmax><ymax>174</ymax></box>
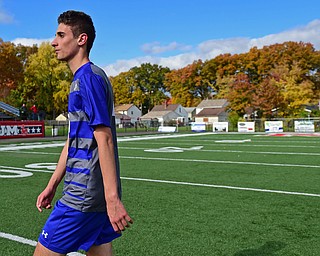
<box><xmin>158</xmin><ymin>126</ymin><xmax>176</xmax><ymax>132</ymax></box>
<box><xmin>191</xmin><ymin>122</ymin><xmax>206</xmax><ymax>132</ymax></box>
<box><xmin>264</xmin><ymin>121</ymin><xmax>283</xmax><ymax>133</ymax></box>
<box><xmin>294</xmin><ymin>121</ymin><xmax>314</xmax><ymax>133</ymax></box>
<box><xmin>238</xmin><ymin>122</ymin><xmax>255</xmax><ymax>132</ymax></box>
<box><xmin>212</xmin><ymin>122</ymin><xmax>228</xmax><ymax>132</ymax></box>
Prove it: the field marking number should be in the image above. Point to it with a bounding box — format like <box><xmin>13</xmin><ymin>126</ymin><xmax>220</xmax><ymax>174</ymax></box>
<box><xmin>0</xmin><ymin>163</ymin><xmax>57</xmax><ymax>179</ymax></box>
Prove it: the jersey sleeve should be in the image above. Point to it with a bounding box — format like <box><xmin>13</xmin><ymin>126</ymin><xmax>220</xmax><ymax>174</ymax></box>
<box><xmin>81</xmin><ymin>74</ymin><xmax>111</xmax><ymax>128</ymax></box>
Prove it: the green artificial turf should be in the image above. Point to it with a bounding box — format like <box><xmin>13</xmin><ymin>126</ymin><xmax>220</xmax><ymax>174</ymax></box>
<box><xmin>1</xmin><ymin>133</ymin><xmax>320</xmax><ymax>255</ymax></box>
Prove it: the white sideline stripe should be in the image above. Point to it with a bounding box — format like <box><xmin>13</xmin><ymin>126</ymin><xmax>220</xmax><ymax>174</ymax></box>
<box><xmin>7</xmin><ymin>146</ymin><xmax>320</xmax><ymax>157</ymax></box>
<box><xmin>132</xmin><ymin>140</ymin><xmax>320</xmax><ymax>149</ymax></box>
<box><xmin>118</xmin><ymin>132</ymin><xmax>214</xmax><ymax>141</ymax></box>
<box><xmin>0</xmin><ymin>232</ymin><xmax>37</xmax><ymax>246</ymax></box>
<box><xmin>0</xmin><ymin>232</ymin><xmax>85</xmax><ymax>255</ymax></box>
<box><xmin>120</xmin><ymin>156</ymin><xmax>320</xmax><ymax>168</ymax></box>
<box><xmin>121</xmin><ymin>177</ymin><xmax>320</xmax><ymax>197</ymax></box>
<box><xmin>2</xmin><ymin>163</ymin><xmax>318</xmax><ymax>197</ymax></box>
<box><xmin>0</xmin><ymin>133</ymin><xmax>214</xmax><ymax>152</ymax></box>
<box><xmin>119</xmin><ymin>146</ymin><xmax>320</xmax><ymax>156</ymax></box>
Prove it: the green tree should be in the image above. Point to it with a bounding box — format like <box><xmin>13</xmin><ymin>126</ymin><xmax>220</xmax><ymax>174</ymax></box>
<box><xmin>12</xmin><ymin>42</ymin><xmax>72</xmax><ymax>118</ymax></box>
<box><xmin>130</xmin><ymin>63</ymin><xmax>170</xmax><ymax>114</ymax></box>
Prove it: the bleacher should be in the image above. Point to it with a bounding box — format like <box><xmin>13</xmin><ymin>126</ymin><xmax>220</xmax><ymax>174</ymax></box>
<box><xmin>0</xmin><ymin>101</ymin><xmax>20</xmax><ymax>121</ymax></box>
<box><xmin>0</xmin><ymin>111</ymin><xmax>15</xmax><ymax>120</ymax></box>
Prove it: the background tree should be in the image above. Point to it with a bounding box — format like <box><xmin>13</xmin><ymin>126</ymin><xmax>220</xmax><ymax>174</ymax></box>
<box><xmin>270</xmin><ymin>63</ymin><xmax>314</xmax><ymax>117</ymax></box>
<box><xmin>165</xmin><ymin>60</ymin><xmax>215</xmax><ymax>107</ymax></box>
<box><xmin>212</xmin><ymin>41</ymin><xmax>320</xmax><ymax>118</ymax></box>
<box><xmin>2</xmin><ymin>39</ymin><xmax>319</xmax><ymax>121</ymax></box>
<box><xmin>0</xmin><ymin>39</ymin><xmax>24</xmax><ymax>101</ymax></box>
<box><xmin>130</xmin><ymin>63</ymin><xmax>170</xmax><ymax>114</ymax></box>
<box><xmin>12</xmin><ymin>42</ymin><xmax>72</xmax><ymax>118</ymax></box>
<box><xmin>251</xmin><ymin>76</ymin><xmax>283</xmax><ymax>118</ymax></box>
<box><xmin>219</xmin><ymin>73</ymin><xmax>255</xmax><ymax>117</ymax></box>
<box><xmin>15</xmin><ymin>43</ymin><xmax>38</xmax><ymax>67</ymax></box>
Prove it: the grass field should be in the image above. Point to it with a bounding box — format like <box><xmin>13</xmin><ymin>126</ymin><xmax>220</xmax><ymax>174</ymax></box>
<box><xmin>1</xmin><ymin>132</ymin><xmax>320</xmax><ymax>255</ymax></box>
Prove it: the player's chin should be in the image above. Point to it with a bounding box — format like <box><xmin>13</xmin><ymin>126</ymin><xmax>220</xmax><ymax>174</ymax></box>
<box><xmin>55</xmin><ymin>53</ymin><xmax>67</xmax><ymax>61</ymax></box>
<box><xmin>57</xmin><ymin>56</ymin><xmax>66</xmax><ymax>61</ymax></box>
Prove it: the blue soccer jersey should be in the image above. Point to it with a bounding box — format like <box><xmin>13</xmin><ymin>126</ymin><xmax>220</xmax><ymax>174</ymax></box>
<box><xmin>59</xmin><ymin>62</ymin><xmax>121</xmax><ymax>212</ymax></box>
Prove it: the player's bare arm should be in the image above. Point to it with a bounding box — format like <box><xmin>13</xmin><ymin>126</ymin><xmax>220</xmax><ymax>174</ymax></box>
<box><xmin>36</xmin><ymin>139</ymin><xmax>69</xmax><ymax>212</ymax></box>
<box><xmin>94</xmin><ymin>126</ymin><xmax>133</xmax><ymax>232</ymax></box>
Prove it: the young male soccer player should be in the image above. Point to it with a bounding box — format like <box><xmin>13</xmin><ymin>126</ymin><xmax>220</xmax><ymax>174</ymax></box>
<box><xmin>33</xmin><ymin>10</ymin><xmax>133</xmax><ymax>256</ymax></box>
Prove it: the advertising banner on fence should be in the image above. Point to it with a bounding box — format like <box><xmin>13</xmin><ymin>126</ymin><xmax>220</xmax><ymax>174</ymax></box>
<box><xmin>238</xmin><ymin>122</ymin><xmax>255</xmax><ymax>132</ymax></box>
<box><xmin>158</xmin><ymin>126</ymin><xmax>176</xmax><ymax>132</ymax></box>
<box><xmin>191</xmin><ymin>122</ymin><xmax>206</xmax><ymax>132</ymax></box>
<box><xmin>264</xmin><ymin>121</ymin><xmax>283</xmax><ymax>133</ymax></box>
<box><xmin>212</xmin><ymin>122</ymin><xmax>228</xmax><ymax>132</ymax></box>
<box><xmin>0</xmin><ymin>121</ymin><xmax>45</xmax><ymax>139</ymax></box>
<box><xmin>294</xmin><ymin>121</ymin><xmax>314</xmax><ymax>133</ymax></box>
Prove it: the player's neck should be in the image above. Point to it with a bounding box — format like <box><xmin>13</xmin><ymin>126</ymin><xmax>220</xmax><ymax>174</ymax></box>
<box><xmin>68</xmin><ymin>54</ymin><xmax>90</xmax><ymax>74</ymax></box>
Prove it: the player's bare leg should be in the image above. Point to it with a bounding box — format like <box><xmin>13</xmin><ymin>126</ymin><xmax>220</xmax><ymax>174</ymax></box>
<box><xmin>86</xmin><ymin>242</ymin><xmax>113</xmax><ymax>256</ymax></box>
<box><xmin>33</xmin><ymin>242</ymin><xmax>65</xmax><ymax>256</ymax></box>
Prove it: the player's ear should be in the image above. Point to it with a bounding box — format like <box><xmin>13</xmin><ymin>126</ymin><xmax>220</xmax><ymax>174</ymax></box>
<box><xmin>78</xmin><ymin>33</ymin><xmax>88</xmax><ymax>46</ymax></box>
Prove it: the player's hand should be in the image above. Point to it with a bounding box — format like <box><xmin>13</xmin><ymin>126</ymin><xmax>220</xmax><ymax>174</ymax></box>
<box><xmin>107</xmin><ymin>199</ymin><xmax>133</xmax><ymax>233</ymax></box>
<box><xmin>36</xmin><ymin>187</ymin><xmax>55</xmax><ymax>212</ymax></box>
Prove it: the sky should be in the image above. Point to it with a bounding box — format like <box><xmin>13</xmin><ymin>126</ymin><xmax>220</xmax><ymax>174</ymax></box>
<box><xmin>1</xmin><ymin>0</ymin><xmax>320</xmax><ymax>76</ymax></box>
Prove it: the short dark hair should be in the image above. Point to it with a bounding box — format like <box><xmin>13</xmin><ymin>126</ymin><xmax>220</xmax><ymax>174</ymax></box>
<box><xmin>57</xmin><ymin>10</ymin><xmax>96</xmax><ymax>55</ymax></box>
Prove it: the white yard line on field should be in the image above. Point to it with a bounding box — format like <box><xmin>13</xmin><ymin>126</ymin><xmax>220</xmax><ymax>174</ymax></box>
<box><xmin>1</xmin><ymin>162</ymin><xmax>319</xmax><ymax>197</ymax></box>
<box><xmin>121</xmin><ymin>177</ymin><xmax>320</xmax><ymax>197</ymax></box>
<box><xmin>0</xmin><ymin>133</ymin><xmax>214</xmax><ymax>152</ymax></box>
<box><xmin>0</xmin><ymin>232</ymin><xmax>85</xmax><ymax>256</ymax></box>
<box><xmin>120</xmin><ymin>155</ymin><xmax>320</xmax><ymax>168</ymax></box>
<box><xmin>119</xmin><ymin>146</ymin><xmax>320</xmax><ymax>156</ymax></box>
<box><xmin>0</xmin><ymin>142</ymin><xmax>65</xmax><ymax>151</ymax></box>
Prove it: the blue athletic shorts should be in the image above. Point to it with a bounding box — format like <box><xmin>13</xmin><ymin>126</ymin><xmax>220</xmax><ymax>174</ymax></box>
<box><xmin>38</xmin><ymin>200</ymin><xmax>121</xmax><ymax>254</ymax></box>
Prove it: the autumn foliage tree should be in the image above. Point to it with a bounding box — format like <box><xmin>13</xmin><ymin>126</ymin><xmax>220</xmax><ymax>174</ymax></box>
<box><xmin>210</xmin><ymin>41</ymin><xmax>320</xmax><ymax>118</ymax></box>
<box><xmin>0</xmin><ymin>39</ymin><xmax>24</xmax><ymax>101</ymax></box>
<box><xmin>1</xmin><ymin>39</ymin><xmax>320</xmax><ymax>120</ymax></box>
<box><xmin>164</xmin><ymin>60</ymin><xmax>215</xmax><ymax>107</ymax></box>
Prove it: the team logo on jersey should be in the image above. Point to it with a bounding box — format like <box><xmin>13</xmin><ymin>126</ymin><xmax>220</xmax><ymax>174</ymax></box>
<box><xmin>42</xmin><ymin>230</ymin><xmax>49</xmax><ymax>239</ymax></box>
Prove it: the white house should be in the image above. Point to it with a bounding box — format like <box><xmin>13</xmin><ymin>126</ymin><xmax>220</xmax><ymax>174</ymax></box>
<box><xmin>115</xmin><ymin>104</ymin><xmax>141</xmax><ymax>124</ymax></box>
<box><xmin>148</xmin><ymin>103</ymin><xmax>189</xmax><ymax>125</ymax></box>
<box><xmin>114</xmin><ymin>113</ymin><xmax>132</xmax><ymax>127</ymax></box>
<box><xmin>194</xmin><ymin>108</ymin><xmax>228</xmax><ymax>123</ymax></box>
<box><xmin>184</xmin><ymin>107</ymin><xmax>196</xmax><ymax>123</ymax></box>
<box><xmin>195</xmin><ymin>99</ymin><xmax>229</xmax><ymax>124</ymax></box>
<box><xmin>139</xmin><ymin>110</ymin><xmax>181</xmax><ymax>126</ymax></box>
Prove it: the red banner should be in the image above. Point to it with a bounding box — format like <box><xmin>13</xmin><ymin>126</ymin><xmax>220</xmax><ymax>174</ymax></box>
<box><xmin>0</xmin><ymin>121</ymin><xmax>45</xmax><ymax>139</ymax></box>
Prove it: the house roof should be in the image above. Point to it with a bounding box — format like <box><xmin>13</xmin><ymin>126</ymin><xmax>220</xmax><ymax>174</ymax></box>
<box><xmin>115</xmin><ymin>113</ymin><xmax>131</xmax><ymax>120</ymax></box>
<box><xmin>152</xmin><ymin>104</ymin><xmax>180</xmax><ymax>111</ymax></box>
<box><xmin>115</xmin><ymin>104</ymin><xmax>135</xmax><ymax>112</ymax></box>
<box><xmin>140</xmin><ymin>110</ymin><xmax>174</xmax><ymax>119</ymax></box>
<box><xmin>196</xmin><ymin>108</ymin><xmax>226</xmax><ymax>117</ymax></box>
<box><xmin>55</xmin><ymin>113</ymin><xmax>68</xmax><ymax>121</ymax></box>
<box><xmin>184</xmin><ymin>107</ymin><xmax>196</xmax><ymax>113</ymax></box>
<box><xmin>197</xmin><ymin>99</ymin><xmax>228</xmax><ymax>108</ymax></box>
